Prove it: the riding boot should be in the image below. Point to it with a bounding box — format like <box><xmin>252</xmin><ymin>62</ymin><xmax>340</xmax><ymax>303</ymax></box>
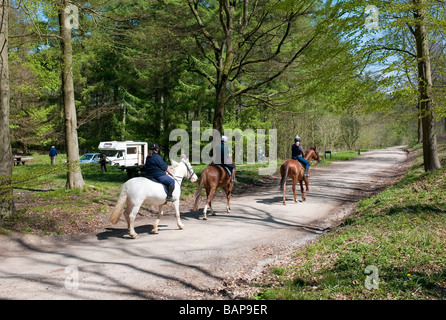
<box><xmin>231</xmin><ymin>169</ymin><xmax>237</xmax><ymax>183</ymax></box>
<box><xmin>304</xmin><ymin>165</ymin><xmax>310</xmax><ymax>177</ymax></box>
<box><xmin>166</xmin><ymin>185</ymin><xmax>176</xmax><ymax>202</ymax></box>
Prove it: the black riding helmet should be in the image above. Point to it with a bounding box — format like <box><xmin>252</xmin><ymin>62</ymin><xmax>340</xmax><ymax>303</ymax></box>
<box><xmin>150</xmin><ymin>143</ymin><xmax>160</xmax><ymax>152</ymax></box>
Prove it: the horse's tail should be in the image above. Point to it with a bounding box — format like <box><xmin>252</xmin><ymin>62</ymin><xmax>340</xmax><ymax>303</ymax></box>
<box><xmin>193</xmin><ymin>172</ymin><xmax>205</xmax><ymax>212</ymax></box>
<box><xmin>110</xmin><ymin>183</ymin><xmax>128</xmax><ymax>224</ymax></box>
<box><xmin>280</xmin><ymin>162</ymin><xmax>289</xmax><ymax>191</ymax></box>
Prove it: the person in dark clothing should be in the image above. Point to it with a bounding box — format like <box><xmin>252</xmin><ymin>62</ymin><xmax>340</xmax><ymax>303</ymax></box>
<box><xmin>220</xmin><ymin>136</ymin><xmax>236</xmax><ymax>183</ymax></box>
<box><xmin>145</xmin><ymin>143</ymin><xmax>176</xmax><ymax>202</ymax></box>
<box><xmin>291</xmin><ymin>135</ymin><xmax>310</xmax><ymax>177</ymax></box>
<box><xmin>98</xmin><ymin>151</ymin><xmax>107</xmax><ymax>172</ymax></box>
<box><xmin>49</xmin><ymin>146</ymin><xmax>57</xmax><ymax>165</ymax></box>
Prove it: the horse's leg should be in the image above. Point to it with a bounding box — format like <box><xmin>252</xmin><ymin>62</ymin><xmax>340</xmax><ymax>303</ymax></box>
<box><xmin>128</xmin><ymin>203</ymin><xmax>141</xmax><ymax>239</ymax></box>
<box><xmin>209</xmin><ymin>200</ymin><xmax>215</xmax><ymax>216</ymax></box>
<box><xmin>123</xmin><ymin>203</ymin><xmax>132</xmax><ymax>230</ymax></box>
<box><xmin>299</xmin><ymin>180</ymin><xmax>305</xmax><ymax>201</ymax></box>
<box><xmin>152</xmin><ymin>205</ymin><xmax>164</xmax><ymax>234</ymax></box>
<box><xmin>203</xmin><ymin>186</ymin><xmax>210</xmax><ymax>220</ymax></box>
<box><xmin>222</xmin><ymin>184</ymin><xmax>231</xmax><ymax>213</ymax></box>
<box><xmin>226</xmin><ymin>183</ymin><xmax>233</xmax><ymax>213</ymax></box>
<box><xmin>173</xmin><ymin>201</ymin><xmax>184</xmax><ymax>230</ymax></box>
<box><xmin>292</xmin><ymin>177</ymin><xmax>297</xmax><ymax>203</ymax></box>
<box><xmin>303</xmin><ymin>177</ymin><xmax>309</xmax><ymax>200</ymax></box>
<box><xmin>282</xmin><ymin>179</ymin><xmax>287</xmax><ymax>205</ymax></box>
<box><xmin>203</xmin><ymin>188</ymin><xmax>216</xmax><ymax>220</ymax></box>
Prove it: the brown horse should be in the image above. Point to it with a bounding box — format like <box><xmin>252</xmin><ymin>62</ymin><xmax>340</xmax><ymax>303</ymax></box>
<box><xmin>279</xmin><ymin>147</ymin><xmax>321</xmax><ymax>205</ymax></box>
<box><xmin>193</xmin><ymin>165</ymin><xmax>233</xmax><ymax>220</ymax></box>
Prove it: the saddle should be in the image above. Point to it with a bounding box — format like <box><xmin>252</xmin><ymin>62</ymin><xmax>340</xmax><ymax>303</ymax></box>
<box><xmin>214</xmin><ymin>164</ymin><xmax>232</xmax><ymax>177</ymax></box>
<box><xmin>144</xmin><ymin>175</ymin><xmax>168</xmax><ymax>194</ymax></box>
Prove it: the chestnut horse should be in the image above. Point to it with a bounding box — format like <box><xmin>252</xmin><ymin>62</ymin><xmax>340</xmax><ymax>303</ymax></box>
<box><xmin>279</xmin><ymin>147</ymin><xmax>321</xmax><ymax>205</ymax></box>
<box><xmin>193</xmin><ymin>165</ymin><xmax>233</xmax><ymax>220</ymax></box>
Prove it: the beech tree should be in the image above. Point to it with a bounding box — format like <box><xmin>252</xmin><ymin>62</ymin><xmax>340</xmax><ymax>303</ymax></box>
<box><xmin>412</xmin><ymin>0</ymin><xmax>441</xmax><ymax>171</ymax></box>
<box><xmin>58</xmin><ymin>0</ymin><xmax>85</xmax><ymax>189</ymax></box>
<box><xmin>0</xmin><ymin>0</ymin><xmax>15</xmax><ymax>218</ymax></box>
<box><xmin>357</xmin><ymin>0</ymin><xmax>442</xmax><ymax>171</ymax></box>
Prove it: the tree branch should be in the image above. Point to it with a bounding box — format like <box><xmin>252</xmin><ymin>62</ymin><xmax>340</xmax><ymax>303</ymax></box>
<box><xmin>226</xmin><ymin>35</ymin><xmax>316</xmax><ymax>103</ymax></box>
<box><xmin>379</xmin><ymin>46</ymin><xmax>417</xmax><ymax>58</ymax></box>
<box><xmin>186</xmin><ymin>0</ymin><xmax>220</xmax><ymax>53</ymax></box>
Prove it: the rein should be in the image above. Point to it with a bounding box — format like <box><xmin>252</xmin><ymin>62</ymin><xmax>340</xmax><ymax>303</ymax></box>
<box><xmin>168</xmin><ymin>161</ymin><xmax>195</xmax><ymax>185</ymax></box>
<box><xmin>305</xmin><ymin>149</ymin><xmax>319</xmax><ymax>162</ymax></box>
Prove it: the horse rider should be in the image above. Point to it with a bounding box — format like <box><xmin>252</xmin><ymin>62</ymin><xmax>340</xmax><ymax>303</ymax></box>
<box><xmin>220</xmin><ymin>136</ymin><xmax>237</xmax><ymax>183</ymax></box>
<box><xmin>291</xmin><ymin>135</ymin><xmax>310</xmax><ymax>177</ymax></box>
<box><xmin>144</xmin><ymin>143</ymin><xmax>176</xmax><ymax>202</ymax></box>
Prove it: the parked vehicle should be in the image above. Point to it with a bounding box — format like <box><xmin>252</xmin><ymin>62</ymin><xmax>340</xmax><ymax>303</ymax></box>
<box><xmin>98</xmin><ymin>141</ymin><xmax>148</xmax><ymax>167</ymax></box>
<box><xmin>79</xmin><ymin>153</ymin><xmax>101</xmax><ymax>164</ymax></box>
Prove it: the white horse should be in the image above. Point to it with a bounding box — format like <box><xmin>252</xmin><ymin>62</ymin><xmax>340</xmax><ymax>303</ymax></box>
<box><xmin>109</xmin><ymin>156</ymin><xmax>198</xmax><ymax>238</ymax></box>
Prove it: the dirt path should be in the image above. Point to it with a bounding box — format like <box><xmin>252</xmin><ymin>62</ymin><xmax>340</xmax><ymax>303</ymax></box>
<box><xmin>0</xmin><ymin>146</ymin><xmax>410</xmax><ymax>300</ymax></box>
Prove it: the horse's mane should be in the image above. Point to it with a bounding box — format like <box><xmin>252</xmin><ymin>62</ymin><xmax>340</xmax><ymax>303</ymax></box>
<box><xmin>305</xmin><ymin>146</ymin><xmax>317</xmax><ymax>153</ymax></box>
<box><xmin>168</xmin><ymin>162</ymin><xmax>180</xmax><ymax>172</ymax></box>
<box><xmin>168</xmin><ymin>154</ymin><xmax>188</xmax><ymax>173</ymax></box>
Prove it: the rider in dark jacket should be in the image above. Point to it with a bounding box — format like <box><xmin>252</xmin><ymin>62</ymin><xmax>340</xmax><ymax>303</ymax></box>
<box><xmin>291</xmin><ymin>135</ymin><xmax>310</xmax><ymax>177</ymax></box>
<box><xmin>220</xmin><ymin>136</ymin><xmax>236</xmax><ymax>183</ymax></box>
<box><xmin>145</xmin><ymin>143</ymin><xmax>176</xmax><ymax>202</ymax></box>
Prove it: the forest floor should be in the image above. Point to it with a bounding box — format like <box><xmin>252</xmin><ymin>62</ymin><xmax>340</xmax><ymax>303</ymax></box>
<box><xmin>0</xmin><ymin>146</ymin><xmax>412</xmax><ymax>300</ymax></box>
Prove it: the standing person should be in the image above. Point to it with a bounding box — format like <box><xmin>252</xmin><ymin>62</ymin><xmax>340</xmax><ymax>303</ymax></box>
<box><xmin>220</xmin><ymin>136</ymin><xmax>237</xmax><ymax>183</ymax></box>
<box><xmin>291</xmin><ymin>135</ymin><xmax>310</xmax><ymax>177</ymax></box>
<box><xmin>49</xmin><ymin>146</ymin><xmax>57</xmax><ymax>165</ymax></box>
<box><xmin>258</xmin><ymin>146</ymin><xmax>263</xmax><ymax>163</ymax></box>
<box><xmin>99</xmin><ymin>151</ymin><xmax>107</xmax><ymax>172</ymax></box>
<box><xmin>144</xmin><ymin>143</ymin><xmax>176</xmax><ymax>202</ymax></box>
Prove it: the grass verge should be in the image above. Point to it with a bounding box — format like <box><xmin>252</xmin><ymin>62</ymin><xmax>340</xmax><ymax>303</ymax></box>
<box><xmin>318</xmin><ymin>149</ymin><xmax>366</xmax><ymax>166</ymax></box>
<box><xmin>254</xmin><ymin>143</ymin><xmax>446</xmax><ymax>300</ymax></box>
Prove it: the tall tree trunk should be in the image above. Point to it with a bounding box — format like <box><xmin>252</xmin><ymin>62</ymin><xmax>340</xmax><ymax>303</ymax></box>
<box><xmin>413</xmin><ymin>0</ymin><xmax>441</xmax><ymax>171</ymax></box>
<box><xmin>212</xmin><ymin>1</ymin><xmax>235</xmax><ymax>136</ymax></box>
<box><xmin>59</xmin><ymin>1</ymin><xmax>85</xmax><ymax>189</ymax></box>
<box><xmin>441</xmin><ymin>117</ymin><xmax>446</xmax><ymax>136</ymax></box>
<box><xmin>417</xmin><ymin>101</ymin><xmax>422</xmax><ymax>143</ymax></box>
<box><xmin>0</xmin><ymin>0</ymin><xmax>15</xmax><ymax>218</ymax></box>
<box><xmin>213</xmin><ymin>83</ymin><xmax>227</xmax><ymax>135</ymax></box>
<box><xmin>121</xmin><ymin>102</ymin><xmax>126</xmax><ymax>141</ymax></box>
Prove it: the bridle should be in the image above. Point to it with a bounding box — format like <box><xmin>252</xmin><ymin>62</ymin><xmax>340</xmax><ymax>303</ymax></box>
<box><xmin>306</xmin><ymin>149</ymin><xmax>321</xmax><ymax>163</ymax></box>
<box><xmin>182</xmin><ymin>159</ymin><xmax>196</xmax><ymax>181</ymax></box>
<box><xmin>169</xmin><ymin>159</ymin><xmax>196</xmax><ymax>184</ymax></box>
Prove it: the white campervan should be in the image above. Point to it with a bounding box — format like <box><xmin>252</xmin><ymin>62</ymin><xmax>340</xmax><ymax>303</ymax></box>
<box><xmin>98</xmin><ymin>141</ymin><xmax>148</xmax><ymax>167</ymax></box>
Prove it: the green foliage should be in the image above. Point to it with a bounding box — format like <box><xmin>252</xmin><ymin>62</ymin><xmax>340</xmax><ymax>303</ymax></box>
<box><xmin>7</xmin><ymin>0</ymin><xmax>431</xmax><ymax>156</ymax></box>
